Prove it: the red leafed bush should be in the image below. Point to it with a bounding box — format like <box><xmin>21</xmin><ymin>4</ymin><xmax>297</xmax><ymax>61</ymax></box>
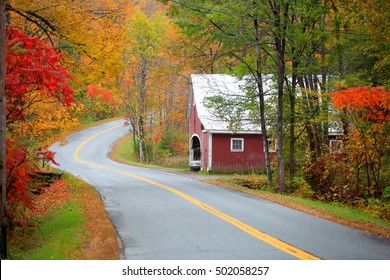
<box><xmin>6</xmin><ymin>27</ymin><xmax>74</xmax><ymax>122</ymax></box>
<box><xmin>81</xmin><ymin>85</ymin><xmax>118</xmax><ymax>120</ymax></box>
<box><xmin>330</xmin><ymin>86</ymin><xmax>390</xmax><ymax>123</ymax></box>
<box><xmin>6</xmin><ymin>141</ymin><xmax>61</xmax><ymax>226</ymax></box>
<box><xmin>86</xmin><ymin>85</ymin><xmax>116</xmax><ymax>106</ymax></box>
<box><xmin>173</xmin><ymin>142</ymin><xmax>186</xmax><ymax>153</ymax></box>
<box><xmin>153</xmin><ymin>134</ymin><xmax>163</xmax><ymax>143</ymax></box>
<box><xmin>5</xmin><ymin>27</ymin><xmax>74</xmax><ymax>225</ymax></box>
<box><xmin>322</xmin><ymin>87</ymin><xmax>390</xmax><ymax>200</ymax></box>
<box><xmin>6</xmin><ymin>139</ymin><xmax>35</xmax><ymax>212</ymax></box>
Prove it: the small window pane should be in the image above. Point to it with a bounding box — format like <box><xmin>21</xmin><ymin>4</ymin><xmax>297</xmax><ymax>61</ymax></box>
<box><xmin>231</xmin><ymin>138</ymin><xmax>244</xmax><ymax>152</ymax></box>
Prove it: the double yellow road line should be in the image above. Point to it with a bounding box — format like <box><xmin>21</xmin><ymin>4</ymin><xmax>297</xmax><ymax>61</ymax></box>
<box><xmin>74</xmin><ymin>125</ymin><xmax>320</xmax><ymax>260</ymax></box>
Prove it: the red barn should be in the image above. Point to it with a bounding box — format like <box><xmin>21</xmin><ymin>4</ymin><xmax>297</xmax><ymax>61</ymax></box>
<box><xmin>188</xmin><ymin>74</ymin><xmax>272</xmax><ymax>172</ymax></box>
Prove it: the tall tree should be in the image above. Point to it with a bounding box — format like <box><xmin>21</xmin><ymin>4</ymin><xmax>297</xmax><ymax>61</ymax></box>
<box><xmin>253</xmin><ymin>17</ymin><xmax>273</xmax><ymax>187</ymax></box>
<box><xmin>164</xmin><ymin>0</ymin><xmax>277</xmax><ymax>186</ymax></box>
<box><xmin>333</xmin><ymin>0</ymin><xmax>390</xmax><ymax>87</ymax></box>
<box><xmin>267</xmin><ymin>0</ymin><xmax>290</xmax><ymax>192</ymax></box>
<box><xmin>123</xmin><ymin>7</ymin><xmax>182</xmax><ymax>163</ymax></box>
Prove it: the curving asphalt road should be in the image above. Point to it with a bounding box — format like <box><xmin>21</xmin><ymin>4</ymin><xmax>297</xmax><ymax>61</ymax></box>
<box><xmin>50</xmin><ymin>120</ymin><xmax>390</xmax><ymax>260</ymax></box>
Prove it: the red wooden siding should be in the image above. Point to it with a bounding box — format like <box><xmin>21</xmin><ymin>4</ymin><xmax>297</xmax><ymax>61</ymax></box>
<box><xmin>211</xmin><ymin>134</ymin><xmax>265</xmax><ymax>172</ymax></box>
<box><xmin>189</xmin><ymin>101</ymin><xmax>202</xmax><ymax>138</ymax></box>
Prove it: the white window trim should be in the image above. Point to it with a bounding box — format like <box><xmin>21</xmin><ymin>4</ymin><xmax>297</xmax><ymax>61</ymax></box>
<box><xmin>231</xmin><ymin>138</ymin><xmax>244</xmax><ymax>152</ymax></box>
<box><xmin>265</xmin><ymin>138</ymin><xmax>276</xmax><ymax>152</ymax></box>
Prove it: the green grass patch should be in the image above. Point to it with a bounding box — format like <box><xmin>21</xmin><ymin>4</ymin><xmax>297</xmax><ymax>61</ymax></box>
<box><xmin>8</xmin><ymin>200</ymin><xmax>85</xmax><ymax>260</ymax></box>
<box><xmin>110</xmin><ymin>134</ymin><xmax>189</xmax><ymax>170</ymax></box>
<box><xmin>6</xmin><ymin>172</ymin><xmax>94</xmax><ymax>260</ymax></box>
<box><xmin>279</xmin><ymin>194</ymin><xmax>389</xmax><ymax>228</ymax></box>
<box><xmin>110</xmin><ymin>134</ymin><xmax>139</xmax><ymax>165</ymax></box>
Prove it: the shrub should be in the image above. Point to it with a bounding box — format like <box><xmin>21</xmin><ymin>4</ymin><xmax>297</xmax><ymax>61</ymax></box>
<box><xmin>232</xmin><ymin>175</ymin><xmax>269</xmax><ymax>190</ymax></box>
<box><xmin>303</xmin><ymin>153</ymin><xmax>354</xmax><ymax>202</ymax></box>
<box><xmin>382</xmin><ymin>186</ymin><xmax>390</xmax><ymax>201</ymax></box>
<box><xmin>352</xmin><ymin>198</ymin><xmax>390</xmax><ymax>223</ymax></box>
<box><xmin>290</xmin><ymin>177</ymin><xmax>315</xmax><ymax>199</ymax></box>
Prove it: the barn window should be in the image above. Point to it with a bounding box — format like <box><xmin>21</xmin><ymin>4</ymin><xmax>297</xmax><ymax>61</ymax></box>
<box><xmin>266</xmin><ymin>138</ymin><xmax>276</xmax><ymax>152</ymax></box>
<box><xmin>231</xmin><ymin>138</ymin><xmax>244</xmax><ymax>152</ymax></box>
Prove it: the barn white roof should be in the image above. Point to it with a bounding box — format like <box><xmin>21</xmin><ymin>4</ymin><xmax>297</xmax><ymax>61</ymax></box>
<box><xmin>190</xmin><ymin>74</ymin><xmax>274</xmax><ymax>133</ymax></box>
<box><xmin>190</xmin><ymin>73</ymin><xmax>342</xmax><ymax>136</ymax></box>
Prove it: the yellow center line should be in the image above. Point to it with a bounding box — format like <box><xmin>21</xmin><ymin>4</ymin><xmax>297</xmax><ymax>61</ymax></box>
<box><xmin>73</xmin><ymin>125</ymin><xmax>321</xmax><ymax>260</ymax></box>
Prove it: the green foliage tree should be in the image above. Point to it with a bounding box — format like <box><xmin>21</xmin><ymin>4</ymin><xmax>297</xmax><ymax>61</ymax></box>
<box><xmin>162</xmin><ymin>0</ymin><xmax>389</xmax><ymax>197</ymax></box>
<box><xmin>332</xmin><ymin>0</ymin><xmax>390</xmax><ymax>88</ymax></box>
<box><xmin>163</xmin><ymin>0</ymin><xmax>334</xmax><ymax>191</ymax></box>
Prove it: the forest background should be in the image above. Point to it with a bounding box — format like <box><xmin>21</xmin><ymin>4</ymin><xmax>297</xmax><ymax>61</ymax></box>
<box><xmin>1</xmin><ymin>0</ymin><xmax>389</xmax><ymax>255</ymax></box>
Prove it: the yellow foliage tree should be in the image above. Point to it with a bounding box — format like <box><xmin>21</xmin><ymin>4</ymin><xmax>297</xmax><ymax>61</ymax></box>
<box><xmin>7</xmin><ymin>91</ymin><xmax>80</xmax><ymax>146</ymax></box>
<box><xmin>122</xmin><ymin>6</ymin><xmax>188</xmax><ymax>163</ymax></box>
<box><xmin>8</xmin><ymin>0</ymin><xmax>133</xmax><ymax>102</ymax></box>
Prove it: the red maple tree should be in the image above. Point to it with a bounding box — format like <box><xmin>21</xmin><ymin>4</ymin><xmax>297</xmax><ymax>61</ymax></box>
<box><xmin>6</xmin><ymin>27</ymin><xmax>74</xmax><ymax>121</ymax></box>
<box><xmin>5</xmin><ymin>27</ymin><xmax>74</xmax><ymax>224</ymax></box>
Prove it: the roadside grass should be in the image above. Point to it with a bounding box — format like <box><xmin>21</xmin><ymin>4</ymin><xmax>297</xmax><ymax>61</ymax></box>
<box><xmin>110</xmin><ymin>133</ymin><xmax>139</xmax><ymax>165</ymax></box>
<box><xmin>8</xmin><ymin>201</ymin><xmax>85</xmax><ymax>260</ymax></box>
<box><xmin>207</xmin><ymin>177</ymin><xmax>390</xmax><ymax>237</ymax></box>
<box><xmin>8</xmin><ymin>173</ymin><xmax>85</xmax><ymax>260</ymax></box>
<box><xmin>7</xmin><ymin>171</ymin><xmax>119</xmax><ymax>260</ymax></box>
<box><xmin>110</xmin><ymin>133</ymin><xmax>188</xmax><ymax>170</ymax></box>
<box><xmin>6</xmin><ymin>118</ymin><xmax>125</xmax><ymax>260</ymax></box>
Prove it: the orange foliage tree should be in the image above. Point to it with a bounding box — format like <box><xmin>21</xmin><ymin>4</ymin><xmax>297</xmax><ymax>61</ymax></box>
<box><xmin>330</xmin><ymin>87</ymin><xmax>389</xmax><ymax>199</ymax></box>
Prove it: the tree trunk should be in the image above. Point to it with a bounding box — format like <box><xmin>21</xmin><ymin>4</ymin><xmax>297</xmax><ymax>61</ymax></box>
<box><xmin>276</xmin><ymin>53</ymin><xmax>286</xmax><ymax>193</ymax></box>
<box><xmin>254</xmin><ymin>19</ymin><xmax>272</xmax><ymax>187</ymax></box>
<box><xmin>289</xmin><ymin>66</ymin><xmax>297</xmax><ymax>181</ymax></box>
<box><xmin>138</xmin><ymin>58</ymin><xmax>148</xmax><ymax>163</ymax></box>
<box><xmin>299</xmin><ymin>75</ymin><xmax>320</xmax><ymax>160</ymax></box>
<box><xmin>0</xmin><ymin>0</ymin><xmax>7</xmax><ymax>259</ymax></box>
<box><xmin>320</xmin><ymin>9</ymin><xmax>329</xmax><ymax>147</ymax></box>
<box><xmin>272</xmin><ymin>0</ymin><xmax>287</xmax><ymax>193</ymax></box>
<box><xmin>137</xmin><ymin>119</ymin><xmax>145</xmax><ymax>163</ymax></box>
